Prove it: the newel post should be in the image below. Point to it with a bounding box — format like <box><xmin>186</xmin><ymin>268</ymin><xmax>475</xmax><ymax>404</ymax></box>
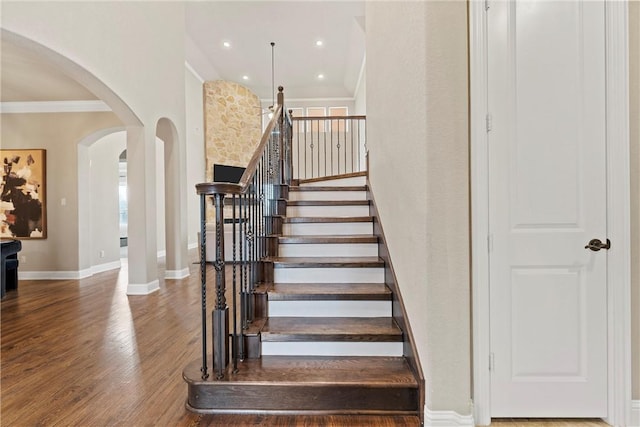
<box><xmin>195</xmin><ymin>182</ymin><xmax>241</xmax><ymax>380</ymax></box>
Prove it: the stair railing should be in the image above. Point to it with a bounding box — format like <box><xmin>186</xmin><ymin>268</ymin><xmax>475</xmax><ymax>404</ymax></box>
<box><xmin>195</xmin><ymin>86</ymin><xmax>292</xmax><ymax>380</ymax></box>
<box><xmin>291</xmin><ymin>114</ymin><xmax>366</xmax><ymax>180</ymax></box>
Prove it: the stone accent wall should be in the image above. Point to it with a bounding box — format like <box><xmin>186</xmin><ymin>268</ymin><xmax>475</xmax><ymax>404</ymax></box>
<box><xmin>204</xmin><ymin>81</ymin><xmax>261</xmax><ymax>221</ymax></box>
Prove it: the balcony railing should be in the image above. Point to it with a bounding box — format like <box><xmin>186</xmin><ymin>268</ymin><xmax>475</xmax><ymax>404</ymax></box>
<box><xmin>291</xmin><ymin>115</ymin><xmax>366</xmax><ymax>180</ymax></box>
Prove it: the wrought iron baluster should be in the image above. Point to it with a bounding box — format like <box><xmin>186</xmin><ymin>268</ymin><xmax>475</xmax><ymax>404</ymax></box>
<box><xmin>231</xmin><ymin>194</ymin><xmax>238</xmax><ymax>373</ymax></box>
<box><xmin>212</xmin><ymin>193</ymin><xmax>228</xmax><ymax>380</ymax></box>
<box><xmin>238</xmin><ymin>194</ymin><xmax>245</xmax><ymax>360</ymax></box>
<box><xmin>198</xmin><ymin>193</ymin><xmax>208</xmax><ymax>380</ymax></box>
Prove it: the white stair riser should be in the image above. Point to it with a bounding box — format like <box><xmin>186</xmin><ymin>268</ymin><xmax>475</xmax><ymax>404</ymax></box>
<box><xmin>283</xmin><ymin>222</ymin><xmax>373</xmax><ymax>236</ymax></box>
<box><xmin>268</xmin><ymin>300</ymin><xmax>391</xmax><ymax>317</ymax></box>
<box><xmin>300</xmin><ymin>176</ymin><xmax>367</xmax><ymax>187</ymax></box>
<box><xmin>287</xmin><ymin>204</ymin><xmax>370</xmax><ymax>217</ymax></box>
<box><xmin>289</xmin><ymin>190</ymin><xmax>367</xmax><ymax>201</ymax></box>
<box><xmin>261</xmin><ymin>341</ymin><xmax>403</xmax><ymax>357</ymax></box>
<box><xmin>278</xmin><ymin>243</ymin><xmax>378</xmax><ymax>257</ymax></box>
<box><xmin>274</xmin><ymin>267</ymin><xmax>384</xmax><ymax>283</ymax></box>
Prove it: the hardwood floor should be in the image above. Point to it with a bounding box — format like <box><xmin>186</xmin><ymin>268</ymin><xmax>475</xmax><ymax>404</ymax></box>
<box><xmin>0</xmin><ymin>253</ymin><xmax>418</xmax><ymax>426</ymax></box>
<box><xmin>0</xmin><ymin>253</ymin><xmax>610</xmax><ymax>426</ymax></box>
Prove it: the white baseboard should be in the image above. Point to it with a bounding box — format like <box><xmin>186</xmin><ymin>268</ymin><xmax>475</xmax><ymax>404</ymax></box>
<box><xmin>19</xmin><ymin>260</ymin><xmax>121</xmax><ymax>280</ymax></box>
<box><xmin>91</xmin><ymin>260</ymin><xmax>121</xmax><ymax>275</ymax></box>
<box><xmin>630</xmin><ymin>400</ymin><xmax>640</xmax><ymax>427</ymax></box>
<box><xmin>20</xmin><ymin>270</ymin><xmax>86</xmax><ymax>280</ymax></box>
<box><xmin>424</xmin><ymin>407</ymin><xmax>475</xmax><ymax>427</ymax></box>
<box><xmin>165</xmin><ymin>268</ymin><xmax>189</xmax><ymax>279</ymax></box>
<box><xmin>127</xmin><ymin>280</ymin><xmax>160</xmax><ymax>295</ymax></box>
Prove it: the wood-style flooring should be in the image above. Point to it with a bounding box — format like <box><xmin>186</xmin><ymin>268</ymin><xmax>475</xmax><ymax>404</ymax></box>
<box><xmin>0</xmin><ymin>251</ymin><xmax>610</xmax><ymax>426</ymax></box>
<box><xmin>0</xmin><ymin>253</ymin><xmax>418</xmax><ymax>426</ymax></box>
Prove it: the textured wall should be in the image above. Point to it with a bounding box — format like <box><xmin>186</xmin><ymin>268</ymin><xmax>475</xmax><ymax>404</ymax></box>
<box><xmin>204</xmin><ymin>81</ymin><xmax>261</xmax><ymax>179</ymax></box>
<box><xmin>204</xmin><ymin>81</ymin><xmax>261</xmax><ymax>222</ymax></box>
<box><xmin>366</xmin><ymin>0</ymin><xmax>471</xmax><ymax>416</ymax></box>
<box><xmin>629</xmin><ymin>0</ymin><xmax>639</xmax><ymax>400</ymax></box>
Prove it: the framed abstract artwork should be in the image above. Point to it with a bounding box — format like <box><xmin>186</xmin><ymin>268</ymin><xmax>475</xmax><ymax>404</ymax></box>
<box><xmin>0</xmin><ymin>149</ymin><xmax>47</xmax><ymax>239</ymax></box>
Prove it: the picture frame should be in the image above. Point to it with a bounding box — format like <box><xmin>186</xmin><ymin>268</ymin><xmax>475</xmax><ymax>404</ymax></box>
<box><xmin>0</xmin><ymin>149</ymin><xmax>47</xmax><ymax>239</ymax></box>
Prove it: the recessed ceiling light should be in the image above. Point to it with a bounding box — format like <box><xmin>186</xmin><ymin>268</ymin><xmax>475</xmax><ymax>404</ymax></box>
<box><xmin>242</xmin><ymin>75</ymin><xmax>249</xmax><ymax>81</ymax></box>
<box><xmin>222</xmin><ymin>41</ymin><xmax>231</xmax><ymax>48</ymax></box>
<box><xmin>315</xmin><ymin>40</ymin><xmax>324</xmax><ymax>47</ymax></box>
<box><xmin>317</xmin><ymin>73</ymin><xmax>325</xmax><ymax>80</ymax></box>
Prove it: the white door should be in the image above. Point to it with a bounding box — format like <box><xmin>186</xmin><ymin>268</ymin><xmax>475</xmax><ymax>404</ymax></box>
<box><xmin>488</xmin><ymin>0</ymin><xmax>608</xmax><ymax>417</ymax></box>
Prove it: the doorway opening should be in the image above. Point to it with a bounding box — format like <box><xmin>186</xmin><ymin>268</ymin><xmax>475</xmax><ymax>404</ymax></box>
<box><xmin>119</xmin><ymin>150</ymin><xmax>128</xmax><ymax>258</ymax></box>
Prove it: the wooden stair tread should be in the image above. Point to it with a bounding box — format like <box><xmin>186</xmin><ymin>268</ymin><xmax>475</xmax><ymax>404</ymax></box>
<box><xmin>183</xmin><ymin>356</ymin><xmax>419</xmax><ymax>413</ymax></box>
<box><xmin>283</xmin><ymin>216</ymin><xmax>373</xmax><ymax>224</ymax></box>
<box><xmin>268</xmin><ymin>283</ymin><xmax>392</xmax><ymax>301</ymax></box>
<box><xmin>278</xmin><ymin>234</ymin><xmax>378</xmax><ymax>244</ymax></box>
<box><xmin>297</xmin><ymin>171</ymin><xmax>368</xmax><ymax>185</ymax></box>
<box><xmin>287</xmin><ymin>200</ymin><xmax>370</xmax><ymax>206</ymax></box>
<box><xmin>269</xmin><ymin>256</ymin><xmax>384</xmax><ymax>268</ymax></box>
<box><xmin>289</xmin><ymin>185</ymin><xmax>367</xmax><ymax>192</ymax></box>
<box><xmin>261</xmin><ymin>317</ymin><xmax>402</xmax><ymax>342</ymax></box>
<box><xmin>184</xmin><ymin>356</ymin><xmax>416</xmax><ymax>387</ymax></box>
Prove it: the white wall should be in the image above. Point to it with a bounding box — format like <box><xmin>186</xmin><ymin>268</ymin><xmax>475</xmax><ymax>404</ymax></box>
<box><xmin>366</xmin><ymin>1</ymin><xmax>471</xmax><ymax>416</ymax></box>
<box><xmin>156</xmin><ymin>138</ymin><xmax>166</xmax><ymax>255</ymax></box>
<box><xmin>3</xmin><ymin>2</ymin><xmax>189</xmax><ymax>288</ymax></box>
<box><xmin>89</xmin><ymin>132</ymin><xmax>126</xmax><ymax>267</ymax></box>
<box><xmin>185</xmin><ymin>66</ymin><xmax>205</xmax><ymax>249</ymax></box>
<box><xmin>1</xmin><ymin>113</ymin><xmax>122</xmax><ymax>273</ymax></box>
<box><xmin>629</xmin><ymin>0</ymin><xmax>640</xmax><ymax>401</ymax></box>
<box><xmin>354</xmin><ymin>64</ymin><xmax>366</xmax><ymax>115</ymax></box>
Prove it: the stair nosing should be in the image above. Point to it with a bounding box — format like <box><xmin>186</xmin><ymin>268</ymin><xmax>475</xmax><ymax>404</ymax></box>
<box><xmin>278</xmin><ymin>235</ymin><xmax>378</xmax><ymax>244</ymax></box>
<box><xmin>261</xmin><ymin>317</ymin><xmax>402</xmax><ymax>342</ymax></box>
<box><xmin>268</xmin><ymin>256</ymin><xmax>384</xmax><ymax>268</ymax></box>
<box><xmin>268</xmin><ymin>283</ymin><xmax>392</xmax><ymax>301</ymax></box>
<box><xmin>283</xmin><ymin>216</ymin><xmax>373</xmax><ymax>224</ymax></box>
<box><xmin>289</xmin><ymin>185</ymin><xmax>368</xmax><ymax>192</ymax></box>
<box><xmin>286</xmin><ymin>200</ymin><xmax>370</xmax><ymax>206</ymax></box>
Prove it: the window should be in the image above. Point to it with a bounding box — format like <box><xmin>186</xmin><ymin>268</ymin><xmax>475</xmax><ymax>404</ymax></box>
<box><xmin>306</xmin><ymin>107</ymin><xmax>326</xmax><ymax>133</ymax></box>
<box><xmin>329</xmin><ymin>107</ymin><xmax>349</xmax><ymax>132</ymax></box>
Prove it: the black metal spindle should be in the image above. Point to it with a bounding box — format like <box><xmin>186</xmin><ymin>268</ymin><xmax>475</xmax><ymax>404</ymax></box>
<box><xmin>199</xmin><ymin>194</ymin><xmax>208</xmax><ymax>380</ymax></box>
<box><xmin>231</xmin><ymin>194</ymin><xmax>238</xmax><ymax>373</ymax></box>
<box><xmin>212</xmin><ymin>193</ymin><xmax>228</xmax><ymax>380</ymax></box>
<box><xmin>239</xmin><ymin>194</ymin><xmax>246</xmax><ymax>360</ymax></box>
<box><xmin>241</xmin><ymin>192</ymin><xmax>248</xmax><ymax>334</ymax></box>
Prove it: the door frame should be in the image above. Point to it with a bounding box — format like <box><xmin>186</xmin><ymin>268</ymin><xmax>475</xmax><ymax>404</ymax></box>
<box><xmin>469</xmin><ymin>1</ymin><xmax>632</xmax><ymax>425</ymax></box>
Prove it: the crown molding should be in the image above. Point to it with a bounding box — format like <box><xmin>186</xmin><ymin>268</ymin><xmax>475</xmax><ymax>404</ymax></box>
<box><xmin>185</xmin><ymin>61</ymin><xmax>205</xmax><ymax>83</ymax></box>
<box><xmin>0</xmin><ymin>100</ymin><xmax>111</xmax><ymax>114</ymax></box>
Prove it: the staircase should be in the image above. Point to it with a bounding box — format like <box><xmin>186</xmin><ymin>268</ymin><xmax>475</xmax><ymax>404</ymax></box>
<box><xmin>184</xmin><ymin>172</ymin><xmax>422</xmax><ymax>418</ymax></box>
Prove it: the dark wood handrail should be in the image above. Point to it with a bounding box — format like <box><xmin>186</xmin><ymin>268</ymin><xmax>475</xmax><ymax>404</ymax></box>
<box><xmin>291</xmin><ymin>115</ymin><xmax>366</xmax><ymax>121</ymax></box>
<box><xmin>196</xmin><ymin>88</ymin><xmax>284</xmax><ymax>197</ymax></box>
<box><xmin>238</xmin><ymin>103</ymin><xmax>283</xmax><ymax>188</ymax></box>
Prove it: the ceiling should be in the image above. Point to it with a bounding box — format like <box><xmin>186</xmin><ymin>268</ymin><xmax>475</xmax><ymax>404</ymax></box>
<box><xmin>1</xmin><ymin>38</ymin><xmax>98</xmax><ymax>102</ymax></box>
<box><xmin>0</xmin><ymin>1</ymin><xmax>365</xmax><ymax>104</ymax></box>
